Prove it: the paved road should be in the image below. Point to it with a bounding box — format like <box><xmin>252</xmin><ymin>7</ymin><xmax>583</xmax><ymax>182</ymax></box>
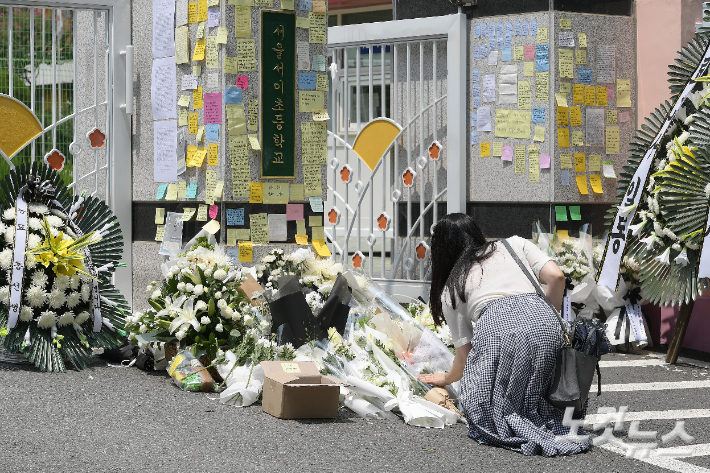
<box><xmin>1</xmin><ymin>349</ymin><xmax>709</xmax><ymax>473</ymax></box>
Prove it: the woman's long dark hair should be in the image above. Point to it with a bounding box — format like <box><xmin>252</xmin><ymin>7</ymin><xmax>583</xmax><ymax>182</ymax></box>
<box><xmin>429</xmin><ymin>213</ymin><xmax>497</xmax><ymax>326</ymax></box>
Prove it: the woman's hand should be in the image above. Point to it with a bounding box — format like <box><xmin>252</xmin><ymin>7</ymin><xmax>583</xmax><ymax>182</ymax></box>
<box><xmin>417</xmin><ymin>372</ymin><xmax>448</xmax><ymax>386</ymax></box>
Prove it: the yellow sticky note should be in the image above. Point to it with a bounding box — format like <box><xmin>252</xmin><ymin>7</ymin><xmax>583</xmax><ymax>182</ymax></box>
<box><xmin>197</xmin><ymin>204</ymin><xmax>208</xmax><ymax>221</ymax></box>
<box><xmin>560</xmin><ymin>82</ymin><xmax>572</xmax><ymax>93</ymax></box>
<box><xmin>535</xmin><ymin>72</ymin><xmax>549</xmax><ymax>102</ymax></box>
<box><xmin>248</xmin><ymin>134</ymin><xmax>260</xmax><ymax>150</ymax></box>
<box><xmin>236</xmin><ymin>229</ymin><xmax>250</xmax><ymax>241</ymax></box>
<box><xmin>203</xmin><ymin>219</ymin><xmax>220</xmax><ymax>234</ymax></box>
<box><xmin>214</xmin><ymin>180</ymin><xmax>224</xmax><ymax>199</ymax></box>
<box><xmin>575</xmin><ymin>49</ymin><xmax>586</xmax><ymax>65</ymax></box>
<box><xmin>537</xmin><ymin>27</ymin><xmax>548</xmax><ymax>43</ymax></box>
<box><xmin>572</xmin><ymin>84</ymin><xmax>584</xmax><ymax>104</ymax></box>
<box><xmin>606</xmin><ymin>126</ymin><xmax>620</xmax><ymax>154</ymax></box>
<box><xmin>196</xmin><ymin>126</ymin><xmax>205</xmax><ymax>143</ymax></box>
<box><xmin>206</xmin><ymin>36</ymin><xmax>219</xmax><ymax>69</ymax></box>
<box><xmin>560</xmin><ymin>18</ymin><xmax>571</xmax><ymax>29</ymax></box>
<box><xmin>572</xmin><ymin>130</ymin><xmax>584</xmax><ymax>146</ymax></box>
<box><xmin>155</xmin><ymin>208</ymin><xmax>165</xmax><ymax>224</ymax></box>
<box><xmin>524</xmin><ymin>62</ymin><xmax>534</xmax><ymax>77</ymax></box>
<box><xmin>617</xmin><ymin>79</ymin><xmax>631</xmax><ymax>107</ymax></box>
<box><xmin>186</xmin><ymin>146</ymin><xmax>197</xmax><ymax>167</ymax></box>
<box><xmin>234</xmin><ymin>6</ymin><xmax>251</xmax><ymax>37</ymax></box>
<box><xmin>560</xmin><ymin>153</ymin><xmax>572</xmax><ymax>169</ymax></box>
<box><xmin>316</xmin><ymin>74</ymin><xmax>329</xmax><ymax>91</ymax></box>
<box><xmin>178</xmin><ymin>181</ymin><xmax>187</xmax><ymax>198</ymax></box>
<box><xmin>308</xmin><ymin>216</ymin><xmax>322</xmax><ymax>227</ymax></box>
<box><xmin>574</xmin><ymin>153</ymin><xmax>586</xmax><ymax>173</ymax></box>
<box><xmin>237</xmin><ymin>39</ymin><xmax>256</xmax><ymax>71</ymax></box>
<box><xmin>555</xmin><ymin>93</ymin><xmax>568</xmax><ymax>107</ymax></box>
<box><xmin>181</xmin><ymin>208</ymin><xmax>196</xmax><ymax>221</ymax></box>
<box><xmin>308</xmin><ymin>12</ymin><xmax>327</xmax><ymax>44</ymax></box>
<box><xmin>578</xmin><ymin>33</ymin><xmax>587</xmax><ymax>48</ymax></box>
<box><xmin>570</xmin><ymin>106</ymin><xmax>582</xmax><ymax>127</ymax></box>
<box><xmin>208</xmin><ymin>144</ymin><xmax>218</xmax><ymax>166</ymax></box>
<box><xmin>312</xmin><ymin>110</ymin><xmax>329</xmax><ymax>121</ymax></box>
<box><xmin>311</xmin><ymin>226</ymin><xmax>324</xmax><ymax>240</ymax></box>
<box><xmin>514</xmin><ymin>146</ymin><xmax>526</xmax><ymax>174</ymax></box>
<box><xmin>606</xmin><ymin>110</ymin><xmax>618</xmax><ymax>125</ymax></box>
<box><xmin>590</xmin><ymin>174</ymin><xmax>603</xmax><ymax>193</ymax></box>
<box><xmin>557</xmin><ymin>106</ymin><xmax>569</xmax><ymax>126</ymax></box>
<box><xmin>304</xmin><ymin>165</ymin><xmax>322</xmax><ymax>197</ymax></box>
<box><xmin>188</xmin><ymin>2</ymin><xmax>198</xmax><ymax>23</ymax></box>
<box><xmin>249</xmin><ymin>182</ymin><xmax>263</xmax><ymax>203</ymax></box>
<box><xmin>299</xmin><ymin>91</ymin><xmax>325</xmax><ymax>112</ymax></box>
<box><xmin>558</xmin><ymin>128</ymin><xmax>570</xmax><ymax>148</ymax></box>
<box><xmin>196</xmin><ymin>22</ymin><xmax>205</xmax><ymax>40</ymax></box>
<box><xmin>518</xmin><ymin>81</ymin><xmax>531</xmax><ymax>109</ymax></box>
<box><xmin>197</xmin><ymin>0</ymin><xmax>207</xmax><ymax>21</ymax></box>
<box><xmin>193</xmin><ymin>87</ymin><xmax>203</xmax><ymax>109</ymax></box>
<box><xmin>584</xmin><ymin>85</ymin><xmax>596</xmax><ymax>106</ymax></box>
<box><xmin>178</xmin><ymin>95</ymin><xmax>191</xmax><ymax>107</ymax></box>
<box><xmin>597</xmin><ymin>86</ymin><xmax>608</xmax><ymax>107</ymax></box>
<box><xmin>559</xmin><ymin>49</ymin><xmax>573</xmax><ymax>79</ymax></box>
<box><xmin>312</xmin><ymin>239</ymin><xmax>331</xmax><ymax>257</ymax></box>
<box><xmin>193</xmin><ymin>65</ymin><xmax>202</xmax><ymax>76</ymax></box>
<box><xmin>227</xmin><ymin>228</ymin><xmax>237</xmax><ymax>246</ymax></box>
<box><xmin>238</xmin><ymin>241</ymin><xmax>253</xmax><ymax>262</ymax></box>
<box><xmin>533</xmin><ymin>126</ymin><xmax>545</xmax><ymax>142</ymax></box>
<box><xmin>480</xmin><ymin>142</ymin><xmax>491</xmax><ymax>157</ymax></box>
<box><xmin>296</xmin><ymin>220</ymin><xmax>306</xmax><ymax>235</ymax></box>
<box><xmin>281</xmin><ymin>0</ymin><xmax>294</xmax><ymax>9</ymax></box>
<box><xmin>193</xmin><ymin>38</ymin><xmax>206</xmax><ymax>61</ymax></box>
<box><xmin>224</xmin><ymin>57</ymin><xmax>239</xmax><ymax>74</ymax></box>
<box><xmin>296</xmin><ymin>16</ymin><xmax>309</xmax><ymax>29</ymax></box>
<box><xmin>514</xmin><ymin>46</ymin><xmax>525</xmax><ymax>61</ymax></box>
<box><xmin>290</xmin><ymin>184</ymin><xmax>304</xmax><ymax>201</ymax></box>
<box><xmin>576</xmin><ymin>175</ymin><xmax>589</xmax><ymax>195</ymax></box>
<box><xmin>589</xmin><ymin>154</ymin><xmax>601</xmax><ymax>172</ymax></box>
<box><xmin>216</xmin><ymin>27</ymin><xmax>228</xmax><ymax>44</ymax></box>
<box><xmin>492</xmin><ymin>142</ymin><xmax>503</xmax><ymax>157</ymax></box>
<box><xmin>155</xmin><ymin>225</ymin><xmax>165</xmax><ymax>242</ymax></box>
<box><xmin>494</xmin><ymin>109</ymin><xmax>532</xmax><ymax>139</ymax></box>
<box><xmin>263</xmin><ymin>183</ymin><xmax>290</xmax><ymax>204</ymax></box>
<box><xmin>189</xmin><ymin>113</ymin><xmax>199</xmax><ymax>134</ymax></box>
<box><xmin>528</xmin><ymin>146</ymin><xmax>540</xmax><ymax>183</ymax></box>
<box><xmin>179</xmin><ymin>108</ymin><xmax>188</xmax><ymax>126</ymax></box>
<box><xmin>166</xmin><ymin>184</ymin><xmax>178</xmax><ymax>201</ymax></box>
<box><xmin>557</xmin><ymin>230</ymin><xmax>570</xmax><ymax>241</ymax></box>
<box><xmin>295</xmin><ymin>234</ymin><xmax>309</xmax><ymax>245</ymax></box>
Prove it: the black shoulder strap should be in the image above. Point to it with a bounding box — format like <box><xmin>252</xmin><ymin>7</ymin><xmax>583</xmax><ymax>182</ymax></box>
<box><xmin>501</xmin><ymin>239</ymin><xmax>569</xmax><ymax>338</ymax></box>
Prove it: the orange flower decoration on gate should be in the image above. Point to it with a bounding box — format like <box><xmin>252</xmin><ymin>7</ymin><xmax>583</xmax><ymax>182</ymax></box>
<box><xmin>327</xmin><ymin>208</ymin><xmax>340</xmax><ymax>225</ymax></box>
<box><xmin>376</xmin><ymin>213</ymin><xmax>390</xmax><ymax>231</ymax></box>
<box><xmin>87</xmin><ymin>128</ymin><xmax>106</xmax><ymax>149</ymax></box>
<box><xmin>402</xmin><ymin>168</ymin><xmax>416</xmax><ymax>188</ymax></box>
<box><xmin>340</xmin><ymin>164</ymin><xmax>352</xmax><ymax>183</ymax></box>
<box><xmin>415</xmin><ymin>242</ymin><xmax>429</xmax><ymax>261</ymax></box>
<box><xmin>429</xmin><ymin>141</ymin><xmax>442</xmax><ymax>161</ymax></box>
<box><xmin>43</xmin><ymin>149</ymin><xmax>66</xmax><ymax>172</ymax></box>
<box><xmin>352</xmin><ymin>252</ymin><xmax>364</xmax><ymax>269</ymax></box>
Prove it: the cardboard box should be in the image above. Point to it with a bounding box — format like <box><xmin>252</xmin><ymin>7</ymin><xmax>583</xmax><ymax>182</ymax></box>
<box><xmin>260</xmin><ymin>361</ymin><xmax>346</xmax><ymax>419</ymax></box>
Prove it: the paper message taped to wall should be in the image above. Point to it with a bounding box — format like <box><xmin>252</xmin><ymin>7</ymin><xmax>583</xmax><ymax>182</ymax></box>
<box><xmin>494</xmin><ymin>110</ymin><xmax>531</xmax><ymax>139</ymax></box>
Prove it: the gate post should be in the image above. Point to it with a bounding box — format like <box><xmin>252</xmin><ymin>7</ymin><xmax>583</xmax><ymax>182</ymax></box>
<box><xmin>446</xmin><ymin>12</ymin><xmax>467</xmax><ymax>215</ymax></box>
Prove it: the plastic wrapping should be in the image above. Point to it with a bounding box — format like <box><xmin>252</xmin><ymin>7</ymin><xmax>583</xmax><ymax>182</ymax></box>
<box><xmin>167</xmin><ymin>350</ymin><xmax>214</xmax><ymax>392</ymax></box>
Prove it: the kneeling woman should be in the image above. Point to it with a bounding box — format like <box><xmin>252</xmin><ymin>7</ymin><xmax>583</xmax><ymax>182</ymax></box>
<box><xmin>418</xmin><ymin>214</ymin><xmax>590</xmax><ymax>456</ymax></box>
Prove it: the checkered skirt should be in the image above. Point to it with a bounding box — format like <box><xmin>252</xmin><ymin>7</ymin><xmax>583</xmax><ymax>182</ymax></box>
<box><xmin>460</xmin><ymin>293</ymin><xmax>591</xmax><ymax>456</ymax></box>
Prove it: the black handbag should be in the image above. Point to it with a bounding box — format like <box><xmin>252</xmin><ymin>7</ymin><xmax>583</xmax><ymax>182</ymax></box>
<box><xmin>501</xmin><ymin>239</ymin><xmax>601</xmax><ymax>416</ymax></box>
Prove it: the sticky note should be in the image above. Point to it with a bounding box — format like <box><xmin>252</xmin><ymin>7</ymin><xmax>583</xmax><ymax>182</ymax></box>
<box><xmin>560</xmin><ymin>153</ymin><xmax>572</xmax><ymax>169</ymax></box>
<box><xmin>309</xmin><ymin>216</ymin><xmax>322</xmax><ymax>227</ymax></box>
<box><xmin>574</xmin><ymin>153</ymin><xmax>586</xmax><ymax>173</ymax></box>
<box><xmin>602</xmin><ymin>160</ymin><xmax>617</xmax><ymax>178</ymax></box>
<box><xmin>555</xmin><ymin>206</ymin><xmax>568</xmax><ymax>222</ymax></box>
<box><xmin>227</xmin><ymin>208</ymin><xmax>245</xmax><ymax>225</ymax></box>
<box><xmin>193</xmin><ymin>87</ymin><xmax>203</xmax><ymax>109</ymax></box>
<box><xmin>206</xmin><ymin>124</ymin><xmax>219</xmax><ymax>141</ymax></box>
<box><xmin>571</xmin><ymin>130</ymin><xmax>584</xmax><ymax>147</ymax></box>
<box><xmin>311</xmin><ymin>226</ymin><xmax>324</xmax><ymax>240</ymax></box>
<box><xmin>166</xmin><ymin>184</ymin><xmax>178</xmax><ymax>201</ymax></box>
<box><xmin>584</xmin><ymin>85</ymin><xmax>596</xmax><ymax>106</ymax></box>
<box><xmin>606</xmin><ymin>110</ymin><xmax>618</xmax><ymax>125</ymax></box>
<box><xmin>248</xmin><ymin>135</ymin><xmax>261</xmax><ymax>150</ymax></box>
<box><xmin>295</xmin><ymin>234</ymin><xmax>309</xmax><ymax>245</ymax></box>
<box><xmin>578</xmin><ymin>33</ymin><xmax>587</xmax><ymax>48</ymax></box>
<box><xmin>299</xmin><ymin>72</ymin><xmax>317</xmax><ymax>90</ymax></box>
<box><xmin>236</xmin><ymin>76</ymin><xmax>249</xmax><ymax>90</ymax></box>
<box><xmin>238</xmin><ymin>241</ymin><xmax>253</xmax><ymax>262</ymax></box>
<box><xmin>537</xmin><ymin>27</ymin><xmax>547</xmax><ymax>43</ymax></box>
<box><xmin>249</xmin><ymin>182</ymin><xmax>263</xmax><ymax>203</ymax></box>
<box><xmin>573</xmin><ymin>84</ymin><xmax>584</xmax><ymax>104</ymax></box>
<box><xmin>501</xmin><ymin>146</ymin><xmax>514</xmax><ymax>162</ymax></box>
<box><xmin>575</xmin><ymin>175</ymin><xmax>589</xmax><ymax>194</ymax></box>
<box><xmin>561</xmin><ymin>170</ymin><xmax>570</xmax><ymax>186</ymax></box>
<box><xmin>569</xmin><ymin>206</ymin><xmax>581</xmax><ymax>221</ymax></box>
<box><xmin>533</xmin><ymin>126</ymin><xmax>545</xmax><ymax>142</ymax></box>
<box><xmin>570</xmin><ymin>106</ymin><xmax>582</xmax><ymax>127</ymax></box>
<box><xmin>227</xmin><ymin>228</ymin><xmax>237</xmax><ymax>246</ymax></box>
<box><xmin>236</xmin><ymin>229</ymin><xmax>250</xmax><ymax>241</ymax></box>
<box><xmin>589</xmin><ymin>154</ymin><xmax>601</xmax><ymax>173</ymax></box>
<box><xmin>193</xmin><ymin>38</ymin><xmax>206</xmax><ymax>61</ymax></box>
<box><xmin>309</xmin><ymin>196</ymin><xmax>323</xmax><ymax>212</ymax></box>
<box><xmin>155</xmin><ymin>225</ymin><xmax>165</xmax><ymax>242</ymax></box>
<box><xmin>296</xmin><ymin>220</ymin><xmax>306</xmax><ymax>235</ymax></box>
<box><xmin>224</xmin><ymin>86</ymin><xmax>243</xmax><ymax>104</ymax></box>
<box><xmin>286</xmin><ymin>204</ymin><xmax>304</xmax><ymax>221</ymax></box>
<box><xmin>557</xmin><ymin>230</ymin><xmax>569</xmax><ymax>241</ymax></box>
<box><xmin>290</xmin><ymin>184</ymin><xmax>304</xmax><ymax>201</ymax></box>
<box><xmin>590</xmin><ymin>175</ymin><xmax>603</xmax><ymax>193</ymax></box>
<box><xmin>155</xmin><ymin>208</ymin><xmax>165</xmax><ymax>224</ymax></box>
<box><xmin>156</xmin><ymin>183</ymin><xmax>168</xmax><ymax>200</ymax></box>
<box><xmin>263</xmin><ymin>183</ymin><xmax>290</xmax><ymax>204</ymax></box>
<box><xmin>181</xmin><ymin>208</ymin><xmax>196</xmax><ymax>221</ymax></box>
<box><xmin>560</xmin><ymin>18</ymin><xmax>571</xmax><ymax>29</ymax></box>
<box><xmin>540</xmin><ymin>153</ymin><xmax>550</xmax><ymax>169</ymax></box>
<box><xmin>186</xmin><ymin>182</ymin><xmax>198</xmax><ymax>198</ymax></box>
<box><xmin>480</xmin><ymin>142</ymin><xmax>491</xmax><ymax>157</ymax></box>
<box><xmin>208</xmin><ymin>144</ymin><xmax>218</xmax><ymax>166</ymax></box>
<box><xmin>524</xmin><ymin>62</ymin><xmax>534</xmax><ymax>77</ymax></box>
<box><xmin>209</xmin><ymin>204</ymin><xmax>218</xmax><ymax>219</ymax></box>
<box><xmin>555</xmin><ymin>93</ymin><xmax>568</xmax><ymax>107</ymax></box>
<box><xmin>575</xmin><ymin>49</ymin><xmax>586</xmax><ymax>65</ymax></box>
<box><xmin>557</xmin><ymin>106</ymin><xmax>569</xmax><ymax>126</ymax></box>
<box><xmin>197</xmin><ymin>204</ymin><xmax>208</xmax><ymax>221</ymax></box>
<box><xmin>514</xmin><ymin>146</ymin><xmax>526</xmax><ymax>174</ymax></box>
<box><xmin>312</xmin><ymin>239</ymin><xmax>331</xmax><ymax>257</ymax></box>
<box><xmin>178</xmin><ymin>181</ymin><xmax>187</xmax><ymax>198</ymax></box>
<box><xmin>492</xmin><ymin>142</ymin><xmax>503</xmax><ymax>157</ymax></box>
<box><xmin>558</xmin><ymin>128</ymin><xmax>570</xmax><ymax>148</ymax></box>
<box><xmin>532</xmin><ymin>108</ymin><xmax>546</xmax><ymax>123</ymax></box>
<box><xmin>606</xmin><ymin>126</ymin><xmax>620</xmax><ymax>154</ymax></box>
<box><xmin>597</xmin><ymin>86</ymin><xmax>608</xmax><ymax>106</ymax></box>
<box><xmin>617</xmin><ymin>79</ymin><xmax>631</xmax><ymax>107</ymax></box>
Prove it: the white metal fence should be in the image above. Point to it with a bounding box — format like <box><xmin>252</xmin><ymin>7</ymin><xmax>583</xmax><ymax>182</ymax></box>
<box><xmin>326</xmin><ymin>13</ymin><xmax>467</xmax><ymax>300</ymax></box>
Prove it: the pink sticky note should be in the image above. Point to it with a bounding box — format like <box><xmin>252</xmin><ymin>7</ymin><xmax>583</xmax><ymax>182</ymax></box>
<box><xmin>203</xmin><ymin>93</ymin><xmax>223</xmax><ymax>124</ymax></box>
<box><xmin>501</xmin><ymin>146</ymin><xmax>514</xmax><ymax>162</ymax></box>
<box><xmin>286</xmin><ymin>203</ymin><xmax>304</xmax><ymax>221</ymax></box>
<box><xmin>619</xmin><ymin>111</ymin><xmax>630</xmax><ymax>123</ymax></box>
<box><xmin>607</xmin><ymin>84</ymin><xmax>615</xmax><ymax>101</ymax></box>
<box><xmin>539</xmin><ymin>153</ymin><xmax>550</xmax><ymax>169</ymax></box>
<box><xmin>209</xmin><ymin>204</ymin><xmax>218</xmax><ymax>219</ymax></box>
<box><xmin>236</xmin><ymin>76</ymin><xmax>249</xmax><ymax>90</ymax></box>
<box><xmin>524</xmin><ymin>45</ymin><xmax>535</xmax><ymax>61</ymax></box>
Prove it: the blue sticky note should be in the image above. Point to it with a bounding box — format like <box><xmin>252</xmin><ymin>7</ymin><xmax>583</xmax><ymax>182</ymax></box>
<box><xmin>481</xmin><ymin>23</ymin><xmax>488</xmax><ymax>37</ymax></box>
<box><xmin>474</xmin><ymin>23</ymin><xmax>481</xmax><ymax>38</ymax></box>
<box><xmin>474</xmin><ymin>96</ymin><xmax>480</xmax><ymax>108</ymax></box>
<box><xmin>227</xmin><ymin>208</ymin><xmax>244</xmax><ymax>226</ymax></box>
<box><xmin>522</xmin><ymin>21</ymin><xmax>529</xmax><ymax>36</ymax></box>
<box><xmin>473</xmin><ymin>46</ymin><xmax>480</xmax><ymax>61</ymax></box>
<box><xmin>156</xmin><ymin>184</ymin><xmax>168</xmax><ymax>200</ymax></box>
<box><xmin>299</xmin><ymin>0</ymin><xmax>311</xmax><ymax>11</ymax></box>
<box><xmin>530</xmin><ymin>20</ymin><xmax>537</xmax><ymax>36</ymax></box>
<box><xmin>497</xmin><ymin>32</ymin><xmax>505</xmax><ymax>49</ymax></box>
<box><xmin>506</xmin><ymin>22</ymin><xmax>513</xmax><ymax>33</ymax></box>
<box><xmin>473</xmin><ymin>83</ymin><xmax>480</xmax><ymax>97</ymax></box>
<box><xmin>535</xmin><ymin>44</ymin><xmax>549</xmax><ymax>72</ymax></box>
<box><xmin>489</xmin><ymin>35</ymin><xmax>496</xmax><ymax>51</ymax></box>
<box><xmin>185</xmin><ymin>182</ymin><xmax>198</xmax><ymax>199</ymax></box>
<box><xmin>309</xmin><ymin>196</ymin><xmax>323</xmax><ymax>212</ymax></box>
<box><xmin>488</xmin><ymin>23</ymin><xmax>495</xmax><ymax>40</ymax></box>
<box><xmin>532</xmin><ymin>108</ymin><xmax>546</xmax><ymax>123</ymax></box>
<box><xmin>514</xmin><ymin>21</ymin><xmax>521</xmax><ymax>36</ymax></box>
<box><xmin>562</xmin><ymin>170</ymin><xmax>570</xmax><ymax>186</ymax></box>
<box><xmin>472</xmin><ymin>68</ymin><xmax>479</xmax><ymax>83</ymax></box>
<box><xmin>224</xmin><ymin>86</ymin><xmax>242</xmax><ymax>104</ymax></box>
<box><xmin>205</xmin><ymin>124</ymin><xmax>219</xmax><ymax>141</ymax></box>
<box><xmin>298</xmin><ymin>72</ymin><xmax>317</xmax><ymax>90</ymax></box>
<box><xmin>502</xmin><ymin>47</ymin><xmax>512</xmax><ymax>62</ymax></box>
<box><xmin>470</xmin><ymin>112</ymin><xmax>477</xmax><ymax>127</ymax></box>
<box><xmin>578</xmin><ymin>68</ymin><xmax>593</xmax><ymax>84</ymax></box>
<box><xmin>470</xmin><ymin>130</ymin><xmax>478</xmax><ymax>145</ymax></box>
<box><xmin>497</xmin><ymin>22</ymin><xmax>504</xmax><ymax>37</ymax></box>
<box><xmin>535</xmin><ymin>59</ymin><xmax>549</xmax><ymax>72</ymax></box>
<box><xmin>480</xmin><ymin>44</ymin><xmax>488</xmax><ymax>58</ymax></box>
<box><xmin>504</xmin><ymin>33</ymin><xmax>512</xmax><ymax>48</ymax></box>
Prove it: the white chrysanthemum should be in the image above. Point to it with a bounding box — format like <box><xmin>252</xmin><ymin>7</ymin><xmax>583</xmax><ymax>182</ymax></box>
<box><xmin>185</xmin><ymin>283</ymin><xmax>194</xmax><ymax>292</ymax></box>
<box><xmin>75</xmin><ymin>311</ymin><xmax>90</xmax><ymax>325</ymax></box>
<box><xmin>57</xmin><ymin>311</ymin><xmax>75</xmax><ymax>327</ymax></box>
<box><xmin>54</xmin><ymin>274</ymin><xmax>71</xmax><ymax>291</ymax></box>
<box><xmin>66</xmin><ymin>291</ymin><xmax>81</xmax><ymax>309</ymax></box>
<box><xmin>25</xmin><ymin>285</ymin><xmax>46</xmax><ymax>307</ymax></box>
<box><xmin>217</xmin><ymin>299</ymin><xmax>227</xmax><ymax>310</ymax></box>
<box><xmin>678</xmin><ymin>131</ymin><xmax>690</xmax><ymax>144</ymax></box>
<box><xmin>177</xmin><ymin>282</ymin><xmax>186</xmax><ymax>292</ymax></box>
<box><xmin>213</xmin><ymin>269</ymin><xmax>228</xmax><ymax>281</ymax></box>
<box><xmin>200</xmin><ymin>316</ymin><xmax>210</xmax><ymax>325</ymax></box>
<box><xmin>194</xmin><ymin>300</ymin><xmax>207</xmax><ymax>312</ymax></box>
<box><xmin>243</xmin><ymin>314</ymin><xmax>254</xmax><ymax>326</ymax></box>
<box><xmin>0</xmin><ymin>285</ymin><xmax>8</xmax><ymax>305</ymax></box>
<box><xmin>139</xmin><ymin>324</ymin><xmax>148</xmax><ymax>334</ymax></box>
<box><xmin>37</xmin><ymin>310</ymin><xmax>57</xmax><ymax>329</ymax></box>
<box><xmin>259</xmin><ymin>319</ymin><xmax>270</xmax><ymax>331</ymax></box>
<box><xmin>4</xmin><ymin>226</ymin><xmax>15</xmax><ymax>244</ymax></box>
<box><xmin>70</xmin><ymin>274</ymin><xmax>81</xmax><ymax>290</ymax></box>
<box><xmin>25</xmin><ymin>254</ymin><xmax>37</xmax><ymax>270</ymax></box>
<box><xmin>26</xmin><ymin>233</ymin><xmax>42</xmax><ymax>250</ymax></box>
<box><xmin>0</xmin><ymin>221</ymin><xmax>5</xmax><ymax>234</ymax></box>
<box><xmin>151</xmin><ymin>290</ymin><xmax>161</xmax><ymax>300</ymax></box>
<box><xmin>2</xmin><ymin>207</ymin><xmax>15</xmax><ymax>221</ymax></box>
<box><xmin>19</xmin><ymin>306</ymin><xmax>33</xmax><ymax>322</ymax></box>
<box><xmin>45</xmin><ymin>215</ymin><xmax>63</xmax><ymax>228</ymax></box>
<box><xmin>28</xmin><ymin>217</ymin><xmax>43</xmax><ymax>231</ymax></box>
<box><xmin>214</xmin><ymin>291</ymin><xmax>222</xmax><ymax>299</ymax></box>
<box><xmin>215</xmin><ymin>323</ymin><xmax>223</xmax><ymax>332</ymax></box>
<box><xmin>48</xmin><ymin>288</ymin><xmax>66</xmax><ymax>309</ymax></box>
<box><xmin>28</xmin><ymin>203</ymin><xmax>49</xmax><ymax>215</ymax></box>
<box><xmin>193</xmin><ymin>284</ymin><xmax>204</xmax><ymax>296</ymax></box>
<box><xmin>81</xmin><ymin>283</ymin><xmax>91</xmax><ymax>302</ymax></box>
<box><xmin>0</xmin><ymin>248</ymin><xmax>12</xmax><ymax>270</ymax></box>
<box><xmin>30</xmin><ymin>271</ymin><xmax>49</xmax><ymax>288</ymax></box>
<box><xmin>175</xmin><ymin>330</ymin><xmax>187</xmax><ymax>341</ymax></box>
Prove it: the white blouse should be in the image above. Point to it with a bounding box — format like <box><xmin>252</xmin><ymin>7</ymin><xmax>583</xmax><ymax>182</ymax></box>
<box><xmin>441</xmin><ymin>236</ymin><xmax>553</xmax><ymax>348</ymax></box>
